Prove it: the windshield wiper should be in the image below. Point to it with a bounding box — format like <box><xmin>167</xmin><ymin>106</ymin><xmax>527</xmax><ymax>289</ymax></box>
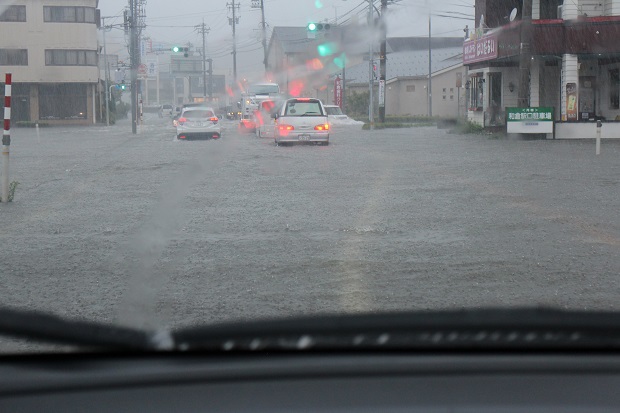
<box><xmin>172</xmin><ymin>308</ymin><xmax>620</xmax><ymax>352</ymax></box>
<box><xmin>0</xmin><ymin>307</ymin><xmax>171</xmax><ymax>351</ymax></box>
<box><xmin>4</xmin><ymin>308</ymin><xmax>620</xmax><ymax>353</ymax></box>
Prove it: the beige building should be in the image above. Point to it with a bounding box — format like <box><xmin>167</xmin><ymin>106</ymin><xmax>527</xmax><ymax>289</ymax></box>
<box><xmin>341</xmin><ymin>46</ymin><xmax>466</xmax><ymax>118</ymax></box>
<box><xmin>0</xmin><ymin>0</ymin><xmax>100</xmax><ymax>124</ymax></box>
<box><xmin>385</xmin><ymin>64</ymin><xmax>466</xmax><ymax>118</ymax></box>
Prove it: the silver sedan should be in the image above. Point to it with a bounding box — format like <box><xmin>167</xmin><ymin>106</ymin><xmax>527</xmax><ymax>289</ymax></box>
<box><xmin>176</xmin><ymin>107</ymin><xmax>222</xmax><ymax>140</ymax></box>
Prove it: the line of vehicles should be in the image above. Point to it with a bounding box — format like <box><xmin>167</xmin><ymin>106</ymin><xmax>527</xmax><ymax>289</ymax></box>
<box><xmin>165</xmin><ymin>83</ymin><xmax>356</xmax><ymax>145</ymax></box>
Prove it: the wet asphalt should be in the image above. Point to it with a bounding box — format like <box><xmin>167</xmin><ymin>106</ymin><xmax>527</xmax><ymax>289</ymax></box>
<box><xmin>1</xmin><ymin>114</ymin><xmax>620</xmax><ymax>338</ymax></box>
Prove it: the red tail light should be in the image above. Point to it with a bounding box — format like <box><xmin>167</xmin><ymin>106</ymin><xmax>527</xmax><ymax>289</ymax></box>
<box><xmin>278</xmin><ymin>124</ymin><xmax>294</xmax><ymax>137</ymax></box>
<box><xmin>241</xmin><ymin>119</ymin><xmax>256</xmax><ymax>128</ymax></box>
<box><xmin>178</xmin><ymin>135</ymin><xmax>186</xmax><ymax>139</ymax></box>
<box><xmin>314</xmin><ymin>123</ymin><xmax>330</xmax><ymax>131</ymax></box>
<box><xmin>210</xmin><ymin>116</ymin><xmax>218</xmax><ymax>124</ymax></box>
<box><xmin>178</xmin><ymin>117</ymin><xmax>187</xmax><ymax>123</ymax></box>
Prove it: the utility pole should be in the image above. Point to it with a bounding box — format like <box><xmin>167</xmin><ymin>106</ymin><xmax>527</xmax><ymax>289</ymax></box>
<box><xmin>195</xmin><ymin>20</ymin><xmax>210</xmax><ymax>101</ymax></box>
<box><xmin>368</xmin><ymin>0</ymin><xmax>374</xmax><ymax>129</ymax></box>
<box><xmin>252</xmin><ymin>0</ymin><xmax>268</xmax><ymax>73</ymax></box>
<box><xmin>101</xmin><ymin>16</ymin><xmax>111</xmax><ymax>126</ymax></box>
<box><xmin>378</xmin><ymin>0</ymin><xmax>388</xmax><ymax>123</ymax></box>
<box><xmin>342</xmin><ymin>47</ymin><xmax>346</xmax><ymax>113</ymax></box>
<box><xmin>260</xmin><ymin>0</ymin><xmax>268</xmax><ymax>73</ymax></box>
<box><xmin>227</xmin><ymin>0</ymin><xmax>240</xmax><ymax>84</ymax></box>
<box><xmin>517</xmin><ymin>0</ymin><xmax>533</xmax><ymax>107</ymax></box>
<box><xmin>129</xmin><ymin>0</ymin><xmax>138</xmax><ymax>134</ymax></box>
<box><xmin>428</xmin><ymin>6</ymin><xmax>432</xmax><ymax>117</ymax></box>
<box><xmin>207</xmin><ymin>58</ymin><xmax>213</xmax><ymax>100</ymax></box>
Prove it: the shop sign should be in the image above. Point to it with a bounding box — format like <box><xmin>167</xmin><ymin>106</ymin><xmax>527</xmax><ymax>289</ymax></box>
<box><xmin>463</xmin><ymin>34</ymin><xmax>498</xmax><ymax>64</ymax></box>
<box><xmin>334</xmin><ymin>76</ymin><xmax>342</xmax><ymax>108</ymax></box>
<box><xmin>566</xmin><ymin>82</ymin><xmax>578</xmax><ymax>121</ymax></box>
<box><xmin>506</xmin><ymin>107</ymin><xmax>554</xmax><ymax>133</ymax></box>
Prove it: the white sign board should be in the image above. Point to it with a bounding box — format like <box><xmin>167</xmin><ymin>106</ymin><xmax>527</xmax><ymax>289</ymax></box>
<box><xmin>146</xmin><ymin>60</ymin><xmax>158</xmax><ymax>78</ymax></box>
<box><xmin>506</xmin><ymin>107</ymin><xmax>554</xmax><ymax>134</ymax></box>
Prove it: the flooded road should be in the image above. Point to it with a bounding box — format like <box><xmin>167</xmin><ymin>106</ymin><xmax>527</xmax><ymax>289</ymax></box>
<box><xmin>2</xmin><ymin>115</ymin><xmax>620</xmax><ymax>333</ymax></box>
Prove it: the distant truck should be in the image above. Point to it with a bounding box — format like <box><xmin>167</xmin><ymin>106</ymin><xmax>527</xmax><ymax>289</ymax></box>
<box><xmin>238</xmin><ymin>83</ymin><xmax>282</xmax><ymax>132</ymax></box>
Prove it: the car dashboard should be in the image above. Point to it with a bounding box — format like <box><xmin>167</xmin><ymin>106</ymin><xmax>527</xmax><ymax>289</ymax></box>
<box><xmin>2</xmin><ymin>351</ymin><xmax>620</xmax><ymax>412</ymax></box>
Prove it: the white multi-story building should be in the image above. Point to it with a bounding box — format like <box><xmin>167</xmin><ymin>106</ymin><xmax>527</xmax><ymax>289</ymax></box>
<box><xmin>0</xmin><ymin>0</ymin><xmax>100</xmax><ymax>124</ymax></box>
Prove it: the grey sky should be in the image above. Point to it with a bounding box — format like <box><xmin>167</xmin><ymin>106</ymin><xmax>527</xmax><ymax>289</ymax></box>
<box><xmin>100</xmin><ymin>0</ymin><xmax>473</xmax><ymax>80</ymax></box>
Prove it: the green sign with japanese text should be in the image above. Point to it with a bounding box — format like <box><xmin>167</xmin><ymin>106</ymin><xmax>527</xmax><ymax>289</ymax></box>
<box><xmin>506</xmin><ymin>107</ymin><xmax>554</xmax><ymax>133</ymax></box>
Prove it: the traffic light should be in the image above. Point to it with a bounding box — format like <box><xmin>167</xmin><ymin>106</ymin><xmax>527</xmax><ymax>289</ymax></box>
<box><xmin>172</xmin><ymin>46</ymin><xmax>190</xmax><ymax>57</ymax></box>
<box><xmin>307</xmin><ymin>22</ymin><xmax>331</xmax><ymax>39</ymax></box>
<box><xmin>307</xmin><ymin>22</ymin><xmax>331</xmax><ymax>31</ymax></box>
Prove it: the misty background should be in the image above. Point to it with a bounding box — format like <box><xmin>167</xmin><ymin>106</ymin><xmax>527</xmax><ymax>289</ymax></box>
<box><xmin>99</xmin><ymin>0</ymin><xmax>474</xmax><ymax>82</ymax></box>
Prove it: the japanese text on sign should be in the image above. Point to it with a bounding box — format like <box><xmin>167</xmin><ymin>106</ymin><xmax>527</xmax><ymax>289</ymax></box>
<box><xmin>463</xmin><ymin>34</ymin><xmax>498</xmax><ymax>64</ymax></box>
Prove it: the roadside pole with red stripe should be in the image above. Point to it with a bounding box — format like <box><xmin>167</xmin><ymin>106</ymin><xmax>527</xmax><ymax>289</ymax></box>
<box><xmin>2</xmin><ymin>73</ymin><xmax>11</xmax><ymax>203</ymax></box>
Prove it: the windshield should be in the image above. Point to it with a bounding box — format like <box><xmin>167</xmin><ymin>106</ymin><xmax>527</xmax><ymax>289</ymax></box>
<box><xmin>284</xmin><ymin>100</ymin><xmax>324</xmax><ymax>116</ymax></box>
<box><xmin>248</xmin><ymin>84</ymin><xmax>280</xmax><ymax>95</ymax></box>
<box><xmin>326</xmin><ymin>106</ymin><xmax>344</xmax><ymax>116</ymax></box>
<box><xmin>182</xmin><ymin>109</ymin><xmax>215</xmax><ymax>119</ymax></box>
<box><xmin>1</xmin><ymin>0</ymin><xmax>620</xmax><ymax>354</ymax></box>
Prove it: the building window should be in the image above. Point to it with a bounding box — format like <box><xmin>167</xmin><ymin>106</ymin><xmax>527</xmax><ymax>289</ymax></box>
<box><xmin>610</xmin><ymin>69</ymin><xmax>619</xmax><ymax>110</ymax></box>
<box><xmin>406</xmin><ymin>85</ymin><xmax>415</xmax><ymax>92</ymax></box>
<box><xmin>0</xmin><ymin>49</ymin><xmax>28</xmax><ymax>66</ymax></box>
<box><xmin>450</xmin><ymin>95</ymin><xmax>454</xmax><ymax>100</ymax></box>
<box><xmin>469</xmin><ymin>77</ymin><xmax>483</xmax><ymax>110</ymax></box>
<box><xmin>450</xmin><ymin>88</ymin><xmax>454</xmax><ymax>93</ymax></box>
<box><xmin>39</xmin><ymin>84</ymin><xmax>87</xmax><ymax>120</ymax></box>
<box><xmin>43</xmin><ymin>6</ymin><xmax>96</xmax><ymax>23</ymax></box>
<box><xmin>443</xmin><ymin>95</ymin><xmax>446</xmax><ymax>100</ymax></box>
<box><xmin>442</xmin><ymin>88</ymin><xmax>446</xmax><ymax>92</ymax></box>
<box><xmin>0</xmin><ymin>5</ymin><xmax>26</xmax><ymax>22</ymax></box>
<box><xmin>45</xmin><ymin>50</ymin><xmax>97</xmax><ymax>66</ymax></box>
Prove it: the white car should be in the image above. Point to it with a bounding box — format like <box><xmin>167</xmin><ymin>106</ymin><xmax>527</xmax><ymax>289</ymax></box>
<box><xmin>324</xmin><ymin>105</ymin><xmax>363</xmax><ymax>126</ymax></box>
<box><xmin>255</xmin><ymin>99</ymin><xmax>281</xmax><ymax>138</ymax></box>
<box><xmin>273</xmin><ymin>98</ymin><xmax>329</xmax><ymax>146</ymax></box>
<box><xmin>176</xmin><ymin>107</ymin><xmax>221</xmax><ymax>140</ymax></box>
<box><xmin>324</xmin><ymin>105</ymin><xmax>348</xmax><ymax>122</ymax></box>
<box><xmin>161</xmin><ymin>104</ymin><xmax>174</xmax><ymax>116</ymax></box>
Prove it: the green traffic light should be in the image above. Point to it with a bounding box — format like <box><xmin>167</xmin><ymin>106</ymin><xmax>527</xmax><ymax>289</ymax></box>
<box><xmin>307</xmin><ymin>23</ymin><xmax>317</xmax><ymax>31</ymax></box>
<box><xmin>172</xmin><ymin>46</ymin><xmax>180</xmax><ymax>53</ymax></box>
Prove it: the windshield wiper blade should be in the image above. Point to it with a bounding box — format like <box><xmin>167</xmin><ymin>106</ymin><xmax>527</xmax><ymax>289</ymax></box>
<box><xmin>172</xmin><ymin>308</ymin><xmax>620</xmax><ymax>352</ymax></box>
<box><xmin>0</xmin><ymin>307</ymin><xmax>171</xmax><ymax>351</ymax></box>
<box><xmin>7</xmin><ymin>307</ymin><xmax>620</xmax><ymax>353</ymax></box>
